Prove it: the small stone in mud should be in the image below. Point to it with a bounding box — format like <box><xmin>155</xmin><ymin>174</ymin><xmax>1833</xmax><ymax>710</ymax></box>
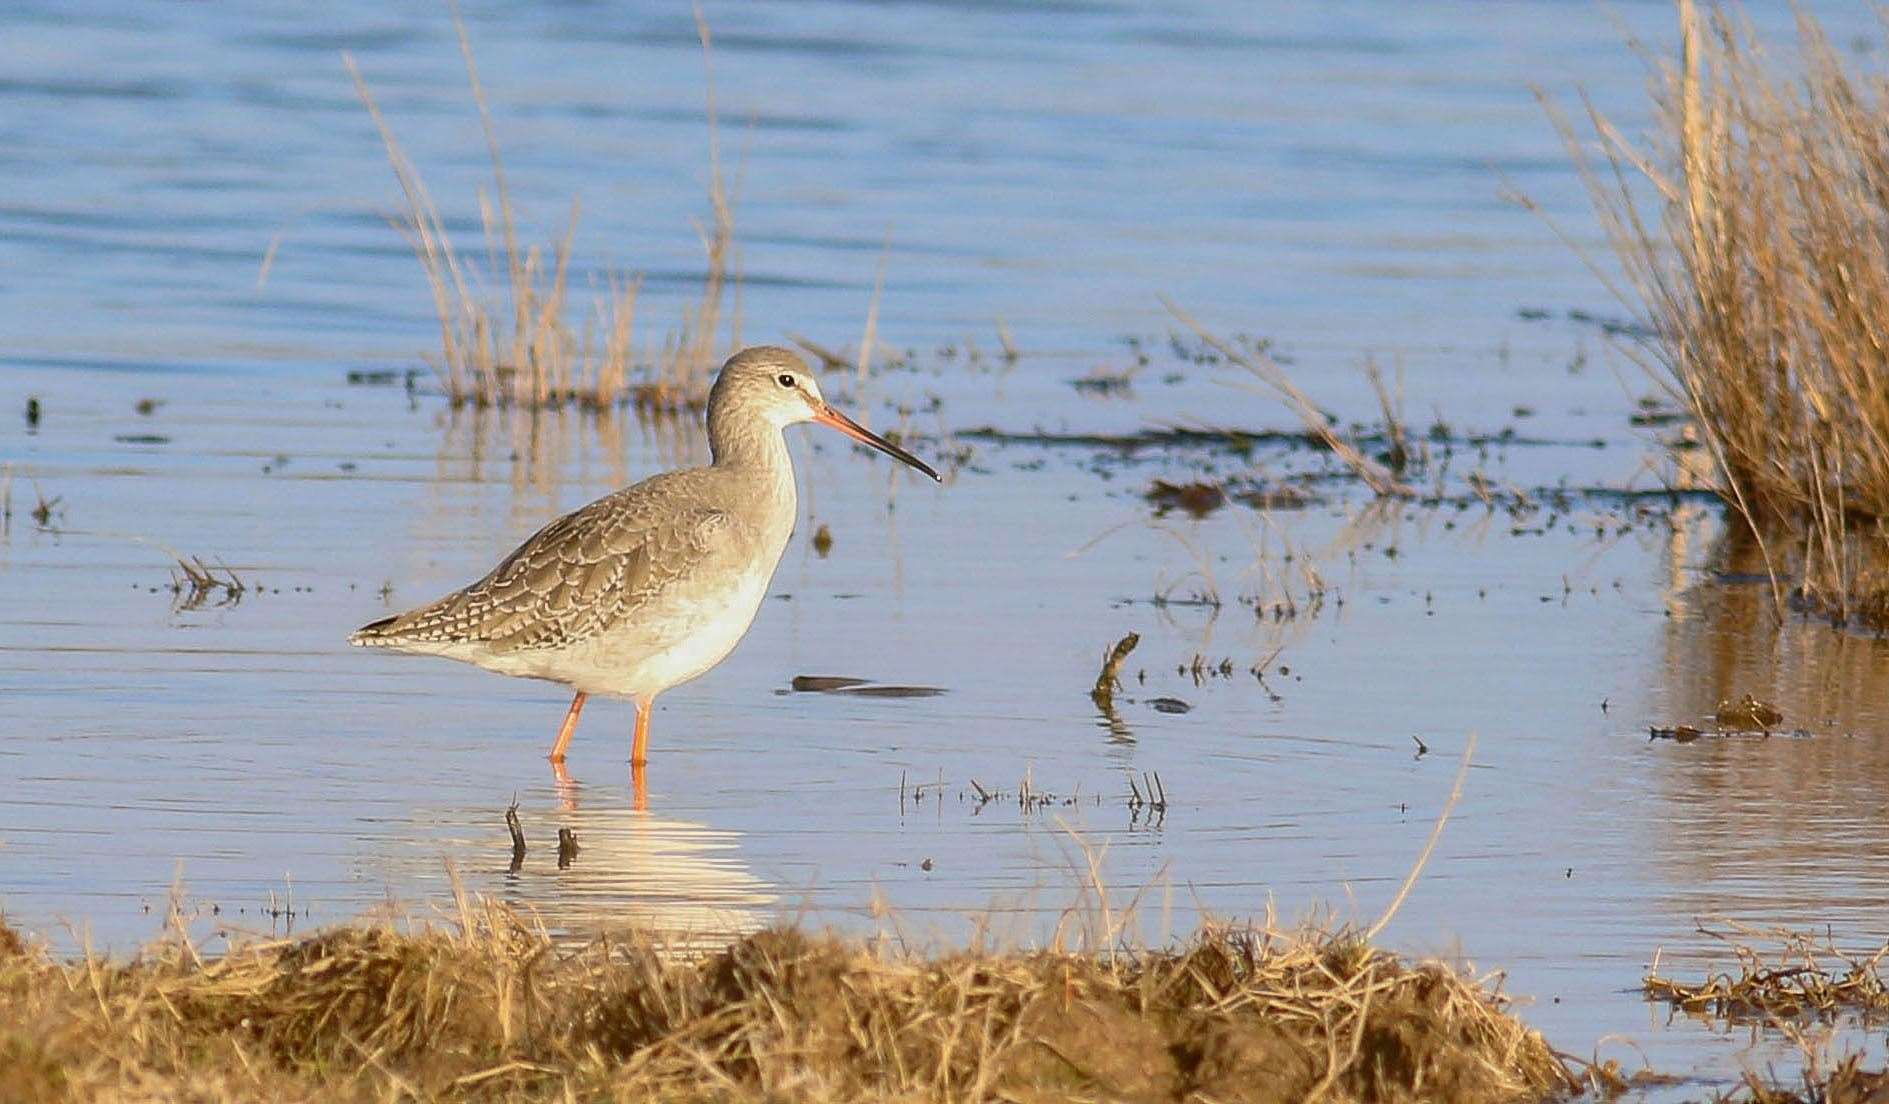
<box><xmin>1714</xmin><ymin>694</ymin><xmax>1783</xmax><ymax>732</ymax></box>
<box><xmin>1148</xmin><ymin>697</ymin><xmax>1191</xmax><ymax>714</ymax></box>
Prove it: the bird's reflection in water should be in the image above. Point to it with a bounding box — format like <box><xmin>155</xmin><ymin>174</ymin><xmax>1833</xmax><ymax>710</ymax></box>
<box><xmin>380</xmin><ymin>789</ymin><xmax>776</xmax><ymax>955</ymax></box>
<box><xmin>551</xmin><ymin>758</ymin><xmax>644</xmax><ymax>811</ymax></box>
<box><xmin>511</xmin><ymin>800</ymin><xmax>776</xmax><ymax>952</ymax></box>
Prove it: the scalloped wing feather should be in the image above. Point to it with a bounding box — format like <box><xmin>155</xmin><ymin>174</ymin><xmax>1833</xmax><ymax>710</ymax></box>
<box><xmin>352</xmin><ymin>476</ymin><xmax>745</xmax><ymax>654</ymax></box>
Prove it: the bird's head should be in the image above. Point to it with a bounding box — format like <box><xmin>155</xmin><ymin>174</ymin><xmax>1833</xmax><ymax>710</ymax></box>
<box><xmin>710</xmin><ymin>346</ymin><xmax>940</xmax><ymax>481</ymax></box>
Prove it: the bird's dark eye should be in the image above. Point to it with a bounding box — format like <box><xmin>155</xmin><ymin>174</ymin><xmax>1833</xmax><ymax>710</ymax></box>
<box><xmin>777</xmin><ymin>373</ymin><xmax>796</xmax><ymax>388</ymax></box>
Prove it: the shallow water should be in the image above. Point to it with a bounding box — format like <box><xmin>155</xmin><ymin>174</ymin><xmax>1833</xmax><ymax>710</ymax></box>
<box><xmin>6</xmin><ymin>2</ymin><xmax>1889</xmax><ymax>1097</ymax></box>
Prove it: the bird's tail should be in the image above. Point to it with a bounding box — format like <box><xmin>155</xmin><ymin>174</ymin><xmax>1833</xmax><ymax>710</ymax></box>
<box><xmin>349</xmin><ymin>614</ymin><xmax>405</xmax><ymax>647</ymax></box>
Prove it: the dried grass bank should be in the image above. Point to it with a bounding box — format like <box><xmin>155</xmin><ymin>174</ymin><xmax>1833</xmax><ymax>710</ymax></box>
<box><xmin>0</xmin><ymin>901</ymin><xmax>1574</xmax><ymax>1103</ymax></box>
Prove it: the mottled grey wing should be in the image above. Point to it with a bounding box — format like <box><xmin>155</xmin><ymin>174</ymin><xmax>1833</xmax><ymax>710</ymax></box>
<box><xmin>372</xmin><ymin>493</ymin><xmax>740</xmax><ymax>652</ymax></box>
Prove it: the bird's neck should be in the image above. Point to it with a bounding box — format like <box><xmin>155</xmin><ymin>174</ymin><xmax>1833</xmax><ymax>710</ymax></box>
<box><xmin>708</xmin><ymin>411</ymin><xmax>798</xmax><ymax>536</ymax></box>
<box><xmin>708</xmin><ymin>409</ymin><xmax>791</xmax><ymax>477</ymax></box>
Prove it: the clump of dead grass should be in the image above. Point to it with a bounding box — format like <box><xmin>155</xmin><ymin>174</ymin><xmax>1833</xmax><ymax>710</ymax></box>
<box><xmin>168</xmin><ymin>553</ymin><xmax>248</xmax><ymax>610</ymax></box>
<box><xmin>0</xmin><ymin>899</ymin><xmax>1573</xmax><ymax>1103</ymax></box>
<box><xmin>1547</xmin><ymin>1</ymin><xmax>1889</xmax><ymax>626</ymax></box>
<box><xmin>1645</xmin><ymin>921</ymin><xmax>1889</xmax><ymax>1025</ymax></box>
<box><xmin>1721</xmin><ymin>1056</ymin><xmax>1889</xmax><ymax>1104</ymax></box>
<box><xmin>345</xmin><ymin>11</ymin><xmax>734</xmax><ymax>413</ymax></box>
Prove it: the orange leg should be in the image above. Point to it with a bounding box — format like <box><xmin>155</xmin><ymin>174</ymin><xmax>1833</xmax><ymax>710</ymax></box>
<box><xmin>629</xmin><ymin>697</ymin><xmax>654</xmax><ymax>811</ymax></box>
<box><xmin>631</xmin><ymin>695</ymin><xmax>654</xmax><ymax>767</ymax></box>
<box><xmin>549</xmin><ymin>691</ymin><xmax>587</xmax><ymax>762</ymax></box>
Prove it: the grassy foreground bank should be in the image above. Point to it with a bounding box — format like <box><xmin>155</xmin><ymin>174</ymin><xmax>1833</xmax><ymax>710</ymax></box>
<box><xmin>0</xmin><ymin>900</ymin><xmax>1575</xmax><ymax>1104</ymax></box>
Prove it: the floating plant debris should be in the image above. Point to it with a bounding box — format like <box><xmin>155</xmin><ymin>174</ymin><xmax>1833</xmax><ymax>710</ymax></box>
<box><xmin>1715</xmin><ymin>694</ymin><xmax>1784</xmax><ymax>732</ymax></box>
<box><xmin>790</xmin><ymin>675</ymin><xmax>943</xmax><ymax>698</ymax></box>
<box><xmin>1145</xmin><ymin>478</ymin><xmax>1225</xmax><ymax>517</ymax></box>
<box><xmin>791</xmin><ymin>675</ymin><xmax>869</xmax><ymax>692</ymax></box>
<box><xmin>1645</xmin><ymin>922</ymin><xmax>1889</xmax><ymax>1024</ymax></box>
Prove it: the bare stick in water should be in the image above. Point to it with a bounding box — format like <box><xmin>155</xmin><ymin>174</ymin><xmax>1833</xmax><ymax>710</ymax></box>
<box><xmin>1091</xmin><ymin>632</ymin><xmax>1140</xmax><ymax>712</ymax></box>
<box><xmin>1367</xmin><ymin>731</ymin><xmax>1475</xmax><ymax>940</ymax></box>
<box><xmin>1162</xmin><ymin>297</ymin><xmax>1413</xmax><ymax>498</ymax></box>
<box><xmin>505</xmin><ymin>797</ymin><xmax>527</xmax><ymax>874</ymax></box>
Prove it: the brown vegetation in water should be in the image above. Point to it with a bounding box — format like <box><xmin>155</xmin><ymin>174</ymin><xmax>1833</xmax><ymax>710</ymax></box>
<box><xmin>1717</xmin><ymin>1058</ymin><xmax>1889</xmax><ymax>1104</ymax></box>
<box><xmin>1546</xmin><ymin>1</ymin><xmax>1889</xmax><ymax>626</ymax></box>
<box><xmin>1162</xmin><ymin>299</ymin><xmax>1415</xmax><ymax>499</ymax></box>
<box><xmin>346</xmin><ymin>11</ymin><xmax>734</xmax><ymax>413</ymax></box>
<box><xmin>1645</xmin><ymin>921</ymin><xmax>1889</xmax><ymax>1025</ymax></box>
<box><xmin>1637</xmin><ymin>923</ymin><xmax>1889</xmax><ymax>1100</ymax></box>
<box><xmin>0</xmin><ymin>900</ymin><xmax>1574</xmax><ymax>1103</ymax></box>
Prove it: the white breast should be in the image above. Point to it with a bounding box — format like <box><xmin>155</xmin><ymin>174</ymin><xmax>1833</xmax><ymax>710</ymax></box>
<box><xmin>559</xmin><ymin>471</ymin><xmax>795</xmax><ymax>699</ymax></box>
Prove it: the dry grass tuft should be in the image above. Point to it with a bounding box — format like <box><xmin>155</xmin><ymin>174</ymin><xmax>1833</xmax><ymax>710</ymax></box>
<box><xmin>0</xmin><ymin>903</ymin><xmax>1572</xmax><ymax>1103</ymax></box>
<box><xmin>1720</xmin><ymin>1056</ymin><xmax>1889</xmax><ymax>1104</ymax></box>
<box><xmin>1645</xmin><ymin>921</ymin><xmax>1889</xmax><ymax>1024</ymax></box>
<box><xmin>1547</xmin><ymin>1</ymin><xmax>1889</xmax><ymax>625</ymax></box>
<box><xmin>168</xmin><ymin>553</ymin><xmax>248</xmax><ymax>610</ymax></box>
<box><xmin>345</xmin><ymin>10</ymin><xmax>734</xmax><ymax>413</ymax></box>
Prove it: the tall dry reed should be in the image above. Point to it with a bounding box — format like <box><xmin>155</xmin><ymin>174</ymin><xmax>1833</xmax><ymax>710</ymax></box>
<box><xmin>1546</xmin><ymin>1</ymin><xmax>1889</xmax><ymax>625</ymax></box>
<box><xmin>346</xmin><ymin>11</ymin><xmax>735</xmax><ymax>412</ymax></box>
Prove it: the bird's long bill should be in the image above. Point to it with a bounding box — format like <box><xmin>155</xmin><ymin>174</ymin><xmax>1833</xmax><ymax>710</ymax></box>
<box><xmin>814</xmin><ymin>403</ymin><xmax>942</xmax><ymax>482</ymax></box>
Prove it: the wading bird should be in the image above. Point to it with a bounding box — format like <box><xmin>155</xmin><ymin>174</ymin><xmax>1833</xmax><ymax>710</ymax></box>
<box><xmin>351</xmin><ymin>347</ymin><xmax>940</xmax><ymax>793</ymax></box>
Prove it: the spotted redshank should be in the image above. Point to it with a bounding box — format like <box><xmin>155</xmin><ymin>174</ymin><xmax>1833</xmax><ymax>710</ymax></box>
<box><xmin>351</xmin><ymin>347</ymin><xmax>939</xmax><ymax>788</ymax></box>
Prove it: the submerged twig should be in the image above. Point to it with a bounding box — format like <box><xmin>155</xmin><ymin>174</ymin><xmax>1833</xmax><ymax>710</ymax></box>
<box><xmin>29</xmin><ymin>480</ymin><xmax>61</xmax><ymax>529</ymax></box>
<box><xmin>169</xmin><ymin>554</ymin><xmax>248</xmax><ymax>610</ymax></box>
<box><xmin>505</xmin><ymin>797</ymin><xmax>526</xmax><ymax>874</ymax></box>
<box><xmin>1367</xmin><ymin>731</ymin><xmax>1475</xmax><ymax>940</ymax></box>
<box><xmin>995</xmin><ymin>316</ymin><xmax>1019</xmax><ymax>363</ymax></box>
<box><xmin>1161</xmin><ymin>297</ymin><xmax>1414</xmax><ymax>497</ymax></box>
<box><xmin>1090</xmin><ymin>632</ymin><xmax>1140</xmax><ymax>713</ymax></box>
